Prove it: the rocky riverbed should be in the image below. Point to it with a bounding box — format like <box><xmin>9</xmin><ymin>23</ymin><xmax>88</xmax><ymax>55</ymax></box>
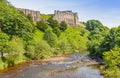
<box><xmin>0</xmin><ymin>53</ymin><xmax>104</xmax><ymax>78</ymax></box>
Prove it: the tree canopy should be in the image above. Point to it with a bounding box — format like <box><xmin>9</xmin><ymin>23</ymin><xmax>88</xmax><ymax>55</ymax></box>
<box><xmin>0</xmin><ymin>2</ymin><xmax>34</xmax><ymax>40</ymax></box>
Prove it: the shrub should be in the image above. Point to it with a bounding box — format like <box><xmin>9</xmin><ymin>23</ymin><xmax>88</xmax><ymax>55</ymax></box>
<box><xmin>43</xmin><ymin>30</ymin><xmax>58</xmax><ymax>47</ymax></box>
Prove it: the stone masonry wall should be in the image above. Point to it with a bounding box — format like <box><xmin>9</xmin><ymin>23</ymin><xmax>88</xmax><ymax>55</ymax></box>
<box><xmin>53</xmin><ymin>10</ymin><xmax>80</xmax><ymax>26</ymax></box>
<box><xmin>17</xmin><ymin>8</ymin><xmax>40</xmax><ymax>22</ymax></box>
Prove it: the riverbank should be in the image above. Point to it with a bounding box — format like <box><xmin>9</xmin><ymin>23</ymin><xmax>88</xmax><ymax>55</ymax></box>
<box><xmin>0</xmin><ymin>54</ymin><xmax>68</xmax><ymax>70</ymax></box>
<box><xmin>0</xmin><ymin>51</ymin><xmax>89</xmax><ymax>70</ymax></box>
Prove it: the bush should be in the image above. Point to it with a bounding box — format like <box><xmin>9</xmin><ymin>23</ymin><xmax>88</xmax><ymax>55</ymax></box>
<box><xmin>43</xmin><ymin>30</ymin><xmax>58</xmax><ymax>47</ymax></box>
<box><xmin>36</xmin><ymin>20</ymin><xmax>48</xmax><ymax>32</ymax></box>
<box><xmin>6</xmin><ymin>37</ymin><xmax>25</xmax><ymax>67</ymax></box>
<box><xmin>0</xmin><ymin>2</ymin><xmax>34</xmax><ymax>40</ymax></box>
<box><xmin>52</xmin><ymin>27</ymin><xmax>61</xmax><ymax>37</ymax></box>
<box><xmin>103</xmin><ymin>46</ymin><xmax>120</xmax><ymax>78</ymax></box>
<box><xmin>34</xmin><ymin>40</ymin><xmax>52</xmax><ymax>59</ymax></box>
<box><xmin>0</xmin><ymin>31</ymin><xmax>9</xmax><ymax>58</ymax></box>
<box><xmin>60</xmin><ymin>21</ymin><xmax>67</xmax><ymax>31</ymax></box>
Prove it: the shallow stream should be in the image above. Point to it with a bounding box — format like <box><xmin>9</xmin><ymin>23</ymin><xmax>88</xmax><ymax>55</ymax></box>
<box><xmin>0</xmin><ymin>53</ymin><xmax>104</xmax><ymax>78</ymax></box>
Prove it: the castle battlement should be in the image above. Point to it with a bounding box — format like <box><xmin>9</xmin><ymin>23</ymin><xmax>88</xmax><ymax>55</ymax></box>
<box><xmin>54</xmin><ymin>10</ymin><xmax>80</xmax><ymax>26</ymax></box>
<box><xmin>17</xmin><ymin>8</ymin><xmax>81</xmax><ymax>26</ymax></box>
<box><xmin>17</xmin><ymin>8</ymin><xmax>40</xmax><ymax>22</ymax></box>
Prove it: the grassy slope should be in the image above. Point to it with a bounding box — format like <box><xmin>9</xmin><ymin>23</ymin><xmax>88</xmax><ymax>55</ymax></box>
<box><xmin>33</xmin><ymin>29</ymin><xmax>44</xmax><ymax>41</ymax></box>
<box><xmin>59</xmin><ymin>27</ymin><xmax>89</xmax><ymax>50</ymax></box>
<box><xmin>40</xmin><ymin>14</ymin><xmax>51</xmax><ymax>20</ymax></box>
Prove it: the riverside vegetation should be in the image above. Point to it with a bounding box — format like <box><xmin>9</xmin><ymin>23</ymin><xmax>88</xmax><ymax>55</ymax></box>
<box><xmin>0</xmin><ymin>0</ymin><xmax>120</xmax><ymax>78</ymax></box>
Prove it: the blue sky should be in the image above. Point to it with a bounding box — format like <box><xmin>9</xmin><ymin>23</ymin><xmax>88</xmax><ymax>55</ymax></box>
<box><xmin>8</xmin><ymin>0</ymin><xmax>120</xmax><ymax>28</ymax></box>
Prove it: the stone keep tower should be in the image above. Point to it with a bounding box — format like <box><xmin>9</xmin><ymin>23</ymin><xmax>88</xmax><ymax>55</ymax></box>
<box><xmin>17</xmin><ymin>8</ymin><xmax>40</xmax><ymax>22</ymax></box>
<box><xmin>53</xmin><ymin>10</ymin><xmax>80</xmax><ymax>26</ymax></box>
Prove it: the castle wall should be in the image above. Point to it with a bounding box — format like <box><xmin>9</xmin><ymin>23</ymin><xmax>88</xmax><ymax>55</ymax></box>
<box><xmin>53</xmin><ymin>10</ymin><xmax>80</xmax><ymax>26</ymax></box>
<box><xmin>17</xmin><ymin>8</ymin><xmax>40</xmax><ymax>22</ymax></box>
<box><xmin>17</xmin><ymin>8</ymin><xmax>81</xmax><ymax>26</ymax></box>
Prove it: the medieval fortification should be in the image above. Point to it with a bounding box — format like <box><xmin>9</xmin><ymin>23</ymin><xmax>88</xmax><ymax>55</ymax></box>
<box><xmin>17</xmin><ymin>8</ymin><xmax>81</xmax><ymax>26</ymax></box>
<box><xmin>17</xmin><ymin>8</ymin><xmax>41</xmax><ymax>22</ymax></box>
<box><xmin>54</xmin><ymin>10</ymin><xmax>80</xmax><ymax>26</ymax></box>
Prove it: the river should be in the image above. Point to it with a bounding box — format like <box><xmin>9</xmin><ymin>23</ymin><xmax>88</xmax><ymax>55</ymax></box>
<box><xmin>0</xmin><ymin>53</ymin><xmax>104</xmax><ymax>78</ymax></box>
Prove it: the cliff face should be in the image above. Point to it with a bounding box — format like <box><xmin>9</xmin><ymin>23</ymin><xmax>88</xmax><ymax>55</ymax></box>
<box><xmin>17</xmin><ymin>8</ymin><xmax>40</xmax><ymax>22</ymax></box>
<box><xmin>53</xmin><ymin>10</ymin><xmax>81</xmax><ymax>26</ymax></box>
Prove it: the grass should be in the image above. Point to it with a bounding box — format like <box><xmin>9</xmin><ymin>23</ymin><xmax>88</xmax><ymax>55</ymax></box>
<box><xmin>33</xmin><ymin>29</ymin><xmax>44</xmax><ymax>41</ymax></box>
<box><xmin>40</xmin><ymin>14</ymin><xmax>51</xmax><ymax>20</ymax></box>
<box><xmin>59</xmin><ymin>27</ymin><xmax>89</xmax><ymax>50</ymax></box>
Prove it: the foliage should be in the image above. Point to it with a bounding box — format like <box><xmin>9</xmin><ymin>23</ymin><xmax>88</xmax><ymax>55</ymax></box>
<box><xmin>100</xmin><ymin>26</ymin><xmax>120</xmax><ymax>52</ymax></box>
<box><xmin>59</xmin><ymin>27</ymin><xmax>89</xmax><ymax>51</ymax></box>
<box><xmin>55</xmin><ymin>39</ymin><xmax>69</xmax><ymax>54</ymax></box>
<box><xmin>53</xmin><ymin>27</ymin><xmax>61</xmax><ymax>37</ymax></box>
<box><xmin>48</xmin><ymin>17</ymin><xmax>60</xmax><ymax>28</ymax></box>
<box><xmin>79</xmin><ymin>27</ymin><xmax>87</xmax><ymax>36</ymax></box>
<box><xmin>27</xmin><ymin>14</ymin><xmax>33</xmax><ymax>22</ymax></box>
<box><xmin>105</xmin><ymin>66</ymin><xmax>120</xmax><ymax>78</ymax></box>
<box><xmin>60</xmin><ymin>21</ymin><xmax>67</xmax><ymax>31</ymax></box>
<box><xmin>6</xmin><ymin>37</ymin><xmax>25</xmax><ymax>67</ymax></box>
<box><xmin>36</xmin><ymin>20</ymin><xmax>48</xmax><ymax>32</ymax></box>
<box><xmin>0</xmin><ymin>2</ymin><xmax>34</xmax><ymax>40</ymax></box>
<box><xmin>103</xmin><ymin>46</ymin><xmax>120</xmax><ymax>78</ymax></box>
<box><xmin>43</xmin><ymin>30</ymin><xmax>58</xmax><ymax>47</ymax></box>
<box><xmin>0</xmin><ymin>31</ymin><xmax>9</xmax><ymax>58</ymax></box>
<box><xmin>40</xmin><ymin>14</ymin><xmax>51</xmax><ymax>20</ymax></box>
<box><xmin>86</xmin><ymin>20</ymin><xmax>109</xmax><ymax>57</ymax></box>
<box><xmin>0</xmin><ymin>0</ymin><xmax>7</xmax><ymax>4</ymax></box>
<box><xmin>86</xmin><ymin>20</ymin><xmax>104</xmax><ymax>31</ymax></box>
<box><xmin>103</xmin><ymin>46</ymin><xmax>120</xmax><ymax>67</ymax></box>
<box><xmin>33</xmin><ymin>29</ymin><xmax>44</xmax><ymax>41</ymax></box>
<box><xmin>25</xmin><ymin>44</ymin><xmax>35</xmax><ymax>59</ymax></box>
<box><xmin>34</xmin><ymin>40</ymin><xmax>52</xmax><ymax>59</ymax></box>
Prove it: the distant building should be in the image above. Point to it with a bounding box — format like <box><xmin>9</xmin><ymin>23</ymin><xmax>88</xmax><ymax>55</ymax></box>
<box><xmin>17</xmin><ymin>8</ymin><xmax>40</xmax><ymax>22</ymax></box>
<box><xmin>53</xmin><ymin>10</ymin><xmax>81</xmax><ymax>26</ymax></box>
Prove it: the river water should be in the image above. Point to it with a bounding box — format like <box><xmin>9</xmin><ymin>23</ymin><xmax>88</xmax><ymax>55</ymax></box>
<box><xmin>0</xmin><ymin>53</ymin><xmax>104</xmax><ymax>78</ymax></box>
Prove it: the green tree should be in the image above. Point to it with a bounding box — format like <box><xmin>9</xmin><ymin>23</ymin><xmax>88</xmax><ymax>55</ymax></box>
<box><xmin>86</xmin><ymin>20</ymin><xmax>104</xmax><ymax>31</ymax></box>
<box><xmin>53</xmin><ymin>27</ymin><xmax>61</xmax><ymax>37</ymax></box>
<box><xmin>36</xmin><ymin>20</ymin><xmax>48</xmax><ymax>32</ymax></box>
<box><xmin>0</xmin><ymin>2</ymin><xmax>34</xmax><ymax>40</ymax></box>
<box><xmin>6</xmin><ymin>37</ymin><xmax>25</xmax><ymax>67</ymax></box>
<box><xmin>34</xmin><ymin>40</ymin><xmax>52</xmax><ymax>59</ymax></box>
<box><xmin>86</xmin><ymin>20</ymin><xmax>109</xmax><ymax>57</ymax></box>
<box><xmin>60</xmin><ymin>21</ymin><xmax>67</xmax><ymax>31</ymax></box>
<box><xmin>103</xmin><ymin>46</ymin><xmax>120</xmax><ymax>78</ymax></box>
<box><xmin>48</xmin><ymin>17</ymin><xmax>60</xmax><ymax>28</ymax></box>
<box><xmin>24</xmin><ymin>41</ymin><xmax>35</xmax><ymax>59</ymax></box>
<box><xmin>27</xmin><ymin>14</ymin><xmax>33</xmax><ymax>22</ymax></box>
<box><xmin>0</xmin><ymin>0</ymin><xmax>7</xmax><ymax>4</ymax></box>
<box><xmin>43</xmin><ymin>30</ymin><xmax>58</xmax><ymax>47</ymax></box>
<box><xmin>25</xmin><ymin>39</ymin><xmax>52</xmax><ymax>59</ymax></box>
<box><xmin>0</xmin><ymin>31</ymin><xmax>9</xmax><ymax>58</ymax></box>
<box><xmin>100</xmin><ymin>26</ymin><xmax>120</xmax><ymax>53</ymax></box>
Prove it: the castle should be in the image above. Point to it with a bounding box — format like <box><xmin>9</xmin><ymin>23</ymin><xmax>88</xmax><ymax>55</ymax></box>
<box><xmin>17</xmin><ymin>8</ymin><xmax>40</xmax><ymax>22</ymax></box>
<box><xmin>53</xmin><ymin>10</ymin><xmax>80</xmax><ymax>26</ymax></box>
<box><xmin>17</xmin><ymin>8</ymin><xmax>81</xmax><ymax>26</ymax></box>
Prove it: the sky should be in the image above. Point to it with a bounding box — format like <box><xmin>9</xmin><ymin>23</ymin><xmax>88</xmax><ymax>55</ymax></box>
<box><xmin>8</xmin><ymin>0</ymin><xmax>120</xmax><ymax>28</ymax></box>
